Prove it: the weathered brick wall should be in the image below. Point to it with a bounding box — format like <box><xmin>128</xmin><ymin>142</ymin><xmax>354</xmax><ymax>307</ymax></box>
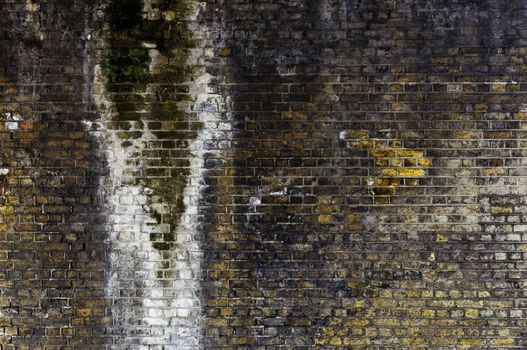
<box><xmin>0</xmin><ymin>0</ymin><xmax>108</xmax><ymax>348</ymax></box>
<box><xmin>204</xmin><ymin>0</ymin><xmax>527</xmax><ymax>348</ymax></box>
<box><xmin>2</xmin><ymin>0</ymin><xmax>527</xmax><ymax>348</ymax></box>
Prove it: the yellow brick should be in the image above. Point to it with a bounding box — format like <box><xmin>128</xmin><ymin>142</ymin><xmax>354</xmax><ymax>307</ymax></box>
<box><xmin>315</xmin><ymin>205</ymin><xmax>339</xmax><ymax>213</ymax></box>
<box><xmin>342</xmin><ymin>130</ymin><xmax>369</xmax><ymax>139</ymax></box>
<box><xmin>343</xmin><ymin>338</ymin><xmax>370</xmax><ymax>346</ymax></box>
<box><xmin>376</xmin><ymin>178</ymin><xmax>391</xmax><ymax>186</ymax></box>
<box><xmin>418</xmin><ymin>158</ymin><xmax>431</xmax><ymax>166</ymax></box>
<box><xmin>372</xmin><ymin>299</ymin><xmax>397</xmax><ymax>307</ymax></box>
<box><xmin>430</xmin><ymin>300</ymin><xmax>455</xmax><ymax>307</ymax></box>
<box><xmin>373</xmin><ymin>140</ymin><xmax>390</xmax><ymax>148</ymax></box>
<box><xmin>373</xmin><ymin>186</ymin><xmax>396</xmax><ymax>196</ymax></box>
<box><xmin>391</xmin><ymin>103</ymin><xmax>404</xmax><ymax>111</ymax></box>
<box><xmin>75</xmin><ymin>308</ymin><xmax>92</xmax><ymax>317</ymax></box>
<box><xmin>405</xmin><ymin>178</ymin><xmax>419</xmax><ymax>185</ymax></box>
<box><xmin>482</xmin><ymin>168</ymin><xmax>505</xmax><ymax>176</ymax></box>
<box><xmin>220</xmin><ymin>308</ymin><xmax>233</xmax><ymax>316</ymax></box>
<box><xmin>327</xmin><ymin>317</ymin><xmax>341</xmax><ymax>326</ymax></box>
<box><xmin>3</xmin><ymin>327</ymin><xmax>17</xmax><ymax>336</ymax></box>
<box><xmin>392</xmin><ymin>159</ymin><xmax>404</xmax><ymax>167</ymax></box>
<box><xmin>465</xmin><ymin>309</ymin><xmax>479</xmax><ymax>318</ymax></box>
<box><xmin>491</xmin><ymin>83</ymin><xmax>506</xmax><ymax>92</ymax></box>
<box><xmin>389</xmin><ymin>84</ymin><xmax>403</xmax><ymax>92</ymax></box>
<box><xmin>344</xmin><ymin>319</ymin><xmax>369</xmax><ymax>327</ymax></box>
<box><xmin>230</xmin><ymin>337</ymin><xmax>248</xmax><ymax>345</ymax></box>
<box><xmin>498</xmin><ymin>329</ymin><xmax>511</xmax><ymax>336</ymax></box>
<box><xmin>314</xmin><ymin>338</ymin><xmax>328</xmax><ymax>345</ymax></box>
<box><xmin>422</xmin><ymin>309</ymin><xmax>435</xmax><ymax>317</ymax></box>
<box><xmin>374</xmin><ymin>318</ymin><xmax>399</xmax><ymax>326</ymax></box>
<box><xmin>406</xmin><ymin>290</ymin><xmax>421</xmax><ymax>298</ymax></box>
<box><xmin>457</xmin><ymin>300</ymin><xmax>483</xmax><ymax>307</ymax></box>
<box><xmin>335</xmin><ymin>328</ymin><xmax>347</xmax><ymax>336</ymax></box>
<box><xmin>370</xmin><ymin>149</ymin><xmax>396</xmax><ymax>158</ymax></box>
<box><xmin>398</xmin><ymin>75</ymin><xmax>421</xmax><ymax>83</ymax></box>
<box><xmin>359</xmin><ymin>140</ymin><xmax>374</xmax><ymax>148</ymax></box>
<box><xmin>283</xmin><ymin>112</ymin><xmax>308</xmax><ymax>120</ymax></box>
<box><xmin>318</xmin><ymin>215</ymin><xmax>333</xmax><ymax>223</ymax></box>
<box><xmin>488</xmin><ymin>300</ymin><xmax>513</xmax><ymax>308</ymax></box>
<box><xmin>478</xmin><ymin>291</ymin><xmax>491</xmax><ymax>298</ymax></box>
<box><xmin>6</xmin><ymin>196</ymin><xmax>18</xmax><ymax>205</ymax></box>
<box><xmin>207</xmin><ymin>318</ymin><xmax>228</xmax><ymax>327</ymax></box>
<box><xmin>436</xmin><ymin>234</ymin><xmax>448</xmax><ymax>242</ymax></box>
<box><xmin>0</xmin><ymin>206</ymin><xmax>13</xmax><ymax>214</ymax></box>
<box><xmin>320</xmin><ymin>328</ymin><xmax>334</xmax><ymax>336</ymax></box>
<box><xmin>490</xmin><ymin>338</ymin><xmax>515</xmax><ymax>346</ymax></box>
<box><xmin>514</xmin><ymin>112</ymin><xmax>527</xmax><ymax>120</ymax></box>
<box><xmin>434</xmin><ymin>337</ymin><xmax>458</xmax><ymax>345</ymax></box>
<box><xmin>349</xmin><ymin>223</ymin><xmax>365</xmax><ymax>231</ymax></box>
<box><xmin>217</xmin><ymin>224</ymin><xmax>234</xmax><ymax>233</ymax></box>
<box><xmin>218</xmin><ymin>47</ymin><xmax>231</xmax><ymax>57</ymax></box>
<box><xmin>335</xmin><ymin>270</ymin><xmax>347</xmax><ymax>278</ymax></box>
<box><xmin>381</xmin><ymin>168</ymin><xmax>398</xmax><ymax>176</ymax></box>
<box><xmin>347</xmin><ymin>214</ymin><xmax>360</xmax><ymax>223</ymax></box>
<box><xmin>397</xmin><ymin>149</ymin><xmax>423</xmax><ymax>157</ymax></box>
<box><xmin>460</xmin><ymin>338</ymin><xmax>482</xmax><ymax>346</ymax></box>
<box><xmin>401</xmin><ymin>337</ymin><xmax>427</xmax><ymax>346</ymax></box>
<box><xmin>329</xmin><ymin>337</ymin><xmax>342</xmax><ymax>345</ymax></box>
<box><xmin>453</xmin><ymin>130</ymin><xmax>480</xmax><ymax>139</ymax></box>
<box><xmin>491</xmin><ymin>206</ymin><xmax>513</xmax><ymax>213</ymax></box>
<box><xmin>319</xmin><ymin>196</ymin><xmax>334</xmax><ymax>204</ymax></box>
<box><xmin>399</xmin><ymin>168</ymin><xmax>425</xmax><ymax>177</ymax></box>
<box><xmin>389</xmin><ymin>140</ymin><xmax>402</xmax><ymax>148</ymax></box>
<box><xmin>354</xmin><ymin>300</ymin><xmax>366</xmax><ymax>308</ymax></box>
<box><xmin>373</xmin><ymin>197</ymin><xmax>389</xmax><ymax>204</ymax></box>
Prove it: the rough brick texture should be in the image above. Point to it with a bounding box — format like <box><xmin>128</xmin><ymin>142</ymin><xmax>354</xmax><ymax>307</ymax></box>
<box><xmin>0</xmin><ymin>0</ymin><xmax>109</xmax><ymax>349</ymax></box>
<box><xmin>2</xmin><ymin>0</ymin><xmax>527</xmax><ymax>349</ymax></box>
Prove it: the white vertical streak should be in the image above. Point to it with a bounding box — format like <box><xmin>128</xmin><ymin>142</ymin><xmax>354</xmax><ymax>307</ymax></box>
<box><xmin>90</xmin><ymin>1</ymin><xmax>227</xmax><ymax>348</ymax></box>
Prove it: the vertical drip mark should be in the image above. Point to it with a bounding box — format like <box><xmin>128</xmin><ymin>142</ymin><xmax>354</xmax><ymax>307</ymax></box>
<box><xmin>94</xmin><ymin>63</ymin><xmax>151</xmax><ymax>346</ymax></box>
<box><xmin>166</xmin><ymin>48</ymin><xmax>228</xmax><ymax>348</ymax></box>
<box><xmin>91</xmin><ymin>0</ymin><xmax>227</xmax><ymax>347</ymax></box>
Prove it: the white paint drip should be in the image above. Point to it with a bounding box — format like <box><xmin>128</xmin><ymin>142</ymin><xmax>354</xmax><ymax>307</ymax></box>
<box><xmin>90</xmin><ymin>1</ymin><xmax>227</xmax><ymax>348</ymax></box>
<box><xmin>93</xmin><ymin>63</ymin><xmax>155</xmax><ymax>348</ymax></box>
<box><xmin>154</xmin><ymin>4</ymin><xmax>229</xmax><ymax>345</ymax></box>
<box><xmin>1</xmin><ymin>112</ymin><xmax>23</xmax><ymax>121</ymax></box>
<box><xmin>5</xmin><ymin>122</ymin><xmax>18</xmax><ymax>130</ymax></box>
<box><xmin>164</xmin><ymin>69</ymin><xmax>227</xmax><ymax>350</ymax></box>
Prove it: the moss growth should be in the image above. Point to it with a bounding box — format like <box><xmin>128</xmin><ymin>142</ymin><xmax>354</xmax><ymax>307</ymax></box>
<box><xmin>102</xmin><ymin>0</ymin><xmax>197</xmax><ymax>252</ymax></box>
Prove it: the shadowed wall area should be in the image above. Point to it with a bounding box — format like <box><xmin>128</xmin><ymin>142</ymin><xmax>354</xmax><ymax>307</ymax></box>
<box><xmin>1</xmin><ymin>0</ymin><xmax>527</xmax><ymax>348</ymax></box>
